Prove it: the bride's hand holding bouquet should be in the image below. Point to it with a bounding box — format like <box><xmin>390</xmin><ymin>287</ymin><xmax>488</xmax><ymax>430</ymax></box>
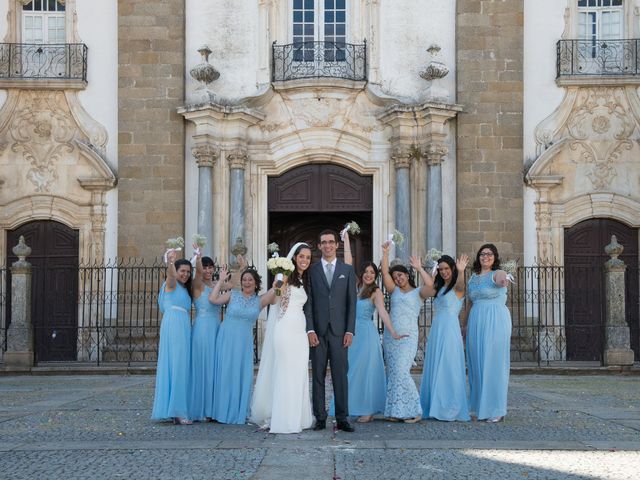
<box><xmin>266</xmin><ymin>256</ymin><xmax>295</xmax><ymax>296</ymax></box>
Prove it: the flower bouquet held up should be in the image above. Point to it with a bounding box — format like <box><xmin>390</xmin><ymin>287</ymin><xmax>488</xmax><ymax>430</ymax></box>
<box><xmin>267</xmin><ymin>242</ymin><xmax>280</xmax><ymax>258</ymax></box>
<box><xmin>388</xmin><ymin>229</ymin><xmax>405</xmax><ymax>247</ymax></box>
<box><xmin>164</xmin><ymin>236</ymin><xmax>185</xmax><ymax>263</ymax></box>
<box><xmin>502</xmin><ymin>259</ymin><xmax>518</xmax><ymax>284</ymax></box>
<box><xmin>266</xmin><ymin>256</ymin><xmax>294</xmax><ymax>296</ymax></box>
<box><xmin>424</xmin><ymin>248</ymin><xmax>444</xmax><ymax>276</ymax></box>
<box><xmin>190</xmin><ymin>234</ymin><xmax>207</xmax><ymax>267</ymax></box>
<box><xmin>340</xmin><ymin>220</ymin><xmax>361</xmax><ymax>241</ymax></box>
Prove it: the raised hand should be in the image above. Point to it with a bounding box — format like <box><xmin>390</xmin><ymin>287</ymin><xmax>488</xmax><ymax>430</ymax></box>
<box><xmin>409</xmin><ymin>255</ymin><xmax>423</xmax><ymax>271</ymax></box>
<box><xmin>456</xmin><ymin>254</ymin><xmax>469</xmax><ymax>273</ymax></box>
<box><xmin>167</xmin><ymin>249</ymin><xmax>178</xmax><ymax>264</ymax></box>
<box><xmin>219</xmin><ymin>264</ymin><xmax>229</xmax><ymax>281</ymax></box>
<box><xmin>382</xmin><ymin>241</ymin><xmax>391</xmax><ymax>255</ymax></box>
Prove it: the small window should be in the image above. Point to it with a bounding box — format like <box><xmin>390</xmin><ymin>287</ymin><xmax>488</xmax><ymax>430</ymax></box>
<box><xmin>22</xmin><ymin>0</ymin><xmax>66</xmax><ymax>43</ymax></box>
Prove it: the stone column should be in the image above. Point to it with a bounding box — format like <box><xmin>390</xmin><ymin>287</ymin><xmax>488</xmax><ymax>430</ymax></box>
<box><xmin>4</xmin><ymin>236</ymin><xmax>34</xmax><ymax>370</ymax></box>
<box><xmin>192</xmin><ymin>144</ymin><xmax>219</xmax><ymax>256</ymax></box>
<box><xmin>392</xmin><ymin>148</ymin><xmax>412</xmax><ymax>261</ymax></box>
<box><xmin>228</xmin><ymin>148</ymin><xmax>248</xmax><ymax>262</ymax></box>
<box><xmin>424</xmin><ymin>142</ymin><xmax>448</xmax><ymax>251</ymax></box>
<box><xmin>602</xmin><ymin>235</ymin><xmax>634</xmax><ymax>366</ymax></box>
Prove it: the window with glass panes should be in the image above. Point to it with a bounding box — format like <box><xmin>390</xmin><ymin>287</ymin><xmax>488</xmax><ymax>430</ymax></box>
<box><xmin>22</xmin><ymin>0</ymin><xmax>66</xmax><ymax>44</ymax></box>
<box><xmin>292</xmin><ymin>0</ymin><xmax>346</xmax><ymax>62</ymax></box>
<box><xmin>578</xmin><ymin>0</ymin><xmax>623</xmax><ymax>42</ymax></box>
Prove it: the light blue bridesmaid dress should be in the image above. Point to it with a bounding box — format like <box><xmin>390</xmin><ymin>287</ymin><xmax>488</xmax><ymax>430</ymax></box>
<box><xmin>211</xmin><ymin>290</ymin><xmax>260</xmax><ymax>424</ymax></box>
<box><xmin>329</xmin><ymin>296</ymin><xmax>386</xmax><ymax>417</ymax></box>
<box><xmin>383</xmin><ymin>287</ymin><xmax>423</xmax><ymax>419</ymax></box>
<box><xmin>466</xmin><ymin>271</ymin><xmax>512</xmax><ymax>420</ymax></box>
<box><xmin>420</xmin><ymin>287</ymin><xmax>470</xmax><ymax>421</ymax></box>
<box><xmin>189</xmin><ymin>284</ymin><xmax>221</xmax><ymax>421</ymax></box>
<box><xmin>151</xmin><ymin>281</ymin><xmax>192</xmax><ymax>420</ymax></box>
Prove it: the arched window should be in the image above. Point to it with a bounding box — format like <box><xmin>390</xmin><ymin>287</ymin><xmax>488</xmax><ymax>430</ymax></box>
<box><xmin>22</xmin><ymin>0</ymin><xmax>66</xmax><ymax>44</ymax></box>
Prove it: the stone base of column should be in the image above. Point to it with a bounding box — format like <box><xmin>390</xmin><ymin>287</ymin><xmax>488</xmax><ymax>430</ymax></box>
<box><xmin>3</xmin><ymin>351</ymin><xmax>34</xmax><ymax>370</ymax></box>
<box><xmin>603</xmin><ymin>348</ymin><xmax>635</xmax><ymax>367</ymax></box>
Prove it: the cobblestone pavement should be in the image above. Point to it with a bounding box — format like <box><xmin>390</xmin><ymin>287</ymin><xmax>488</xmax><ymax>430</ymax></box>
<box><xmin>0</xmin><ymin>374</ymin><xmax>639</xmax><ymax>479</ymax></box>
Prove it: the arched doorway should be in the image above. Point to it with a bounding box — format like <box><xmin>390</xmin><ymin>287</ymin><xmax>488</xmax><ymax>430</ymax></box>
<box><xmin>564</xmin><ymin>218</ymin><xmax>639</xmax><ymax>361</ymax></box>
<box><xmin>268</xmin><ymin>163</ymin><xmax>373</xmax><ymax>269</ymax></box>
<box><xmin>6</xmin><ymin>220</ymin><xmax>79</xmax><ymax>362</ymax></box>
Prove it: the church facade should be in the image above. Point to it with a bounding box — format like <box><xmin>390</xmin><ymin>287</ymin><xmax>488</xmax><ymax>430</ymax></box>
<box><xmin>0</xmin><ymin>0</ymin><xmax>639</xmax><ymax>364</ymax></box>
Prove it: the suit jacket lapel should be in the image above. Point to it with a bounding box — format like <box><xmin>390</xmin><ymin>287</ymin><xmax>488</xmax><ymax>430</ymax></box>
<box><xmin>316</xmin><ymin>261</ymin><xmax>330</xmax><ymax>291</ymax></box>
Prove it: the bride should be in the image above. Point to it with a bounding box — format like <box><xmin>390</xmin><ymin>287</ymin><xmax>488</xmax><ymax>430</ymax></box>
<box><xmin>249</xmin><ymin>242</ymin><xmax>314</xmax><ymax>433</ymax></box>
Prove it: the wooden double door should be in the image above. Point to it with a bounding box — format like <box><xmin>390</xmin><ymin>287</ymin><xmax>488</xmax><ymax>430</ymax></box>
<box><xmin>6</xmin><ymin>221</ymin><xmax>79</xmax><ymax>361</ymax></box>
<box><xmin>268</xmin><ymin>163</ymin><xmax>373</xmax><ymax>272</ymax></box>
<box><xmin>564</xmin><ymin>218</ymin><xmax>639</xmax><ymax>361</ymax></box>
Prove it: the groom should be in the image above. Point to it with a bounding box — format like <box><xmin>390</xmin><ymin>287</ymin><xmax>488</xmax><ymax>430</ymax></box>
<box><xmin>304</xmin><ymin>229</ymin><xmax>357</xmax><ymax>432</ymax></box>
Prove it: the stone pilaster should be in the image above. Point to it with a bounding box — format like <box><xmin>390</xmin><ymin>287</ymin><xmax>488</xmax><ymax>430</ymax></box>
<box><xmin>424</xmin><ymin>142</ymin><xmax>448</xmax><ymax>251</ymax></box>
<box><xmin>192</xmin><ymin>143</ymin><xmax>219</xmax><ymax>256</ymax></box>
<box><xmin>227</xmin><ymin>148</ymin><xmax>248</xmax><ymax>262</ymax></box>
<box><xmin>392</xmin><ymin>147</ymin><xmax>413</xmax><ymax>261</ymax></box>
<box><xmin>602</xmin><ymin>235</ymin><xmax>634</xmax><ymax>367</ymax></box>
<box><xmin>4</xmin><ymin>236</ymin><xmax>34</xmax><ymax>370</ymax></box>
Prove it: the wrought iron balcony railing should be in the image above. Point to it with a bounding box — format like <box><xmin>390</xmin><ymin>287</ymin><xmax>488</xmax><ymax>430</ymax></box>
<box><xmin>0</xmin><ymin>43</ymin><xmax>87</xmax><ymax>82</ymax></box>
<box><xmin>272</xmin><ymin>40</ymin><xmax>366</xmax><ymax>82</ymax></box>
<box><xmin>557</xmin><ymin>38</ymin><xmax>640</xmax><ymax>77</ymax></box>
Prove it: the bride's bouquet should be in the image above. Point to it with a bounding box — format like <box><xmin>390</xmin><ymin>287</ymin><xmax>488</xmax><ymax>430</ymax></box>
<box><xmin>266</xmin><ymin>256</ymin><xmax>295</xmax><ymax>296</ymax></box>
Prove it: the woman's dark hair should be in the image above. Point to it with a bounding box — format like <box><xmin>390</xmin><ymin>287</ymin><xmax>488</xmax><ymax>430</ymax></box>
<box><xmin>201</xmin><ymin>256</ymin><xmax>215</xmax><ymax>268</ymax></box>
<box><xmin>241</xmin><ymin>268</ymin><xmax>262</xmax><ymax>294</ymax></box>
<box><xmin>358</xmin><ymin>261</ymin><xmax>380</xmax><ymax>299</ymax></box>
<box><xmin>472</xmin><ymin>243</ymin><xmax>501</xmax><ymax>274</ymax></box>
<box><xmin>388</xmin><ymin>264</ymin><xmax>417</xmax><ymax>288</ymax></box>
<box><xmin>173</xmin><ymin>258</ymin><xmax>193</xmax><ymax>298</ymax></box>
<box><xmin>289</xmin><ymin>245</ymin><xmax>311</xmax><ymax>291</ymax></box>
<box><xmin>433</xmin><ymin>255</ymin><xmax>457</xmax><ymax>297</ymax></box>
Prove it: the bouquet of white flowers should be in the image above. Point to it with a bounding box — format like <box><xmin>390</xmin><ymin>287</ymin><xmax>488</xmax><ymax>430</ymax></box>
<box><xmin>388</xmin><ymin>229</ymin><xmax>405</xmax><ymax>247</ymax></box>
<box><xmin>164</xmin><ymin>236</ymin><xmax>185</xmax><ymax>263</ymax></box>
<box><xmin>266</xmin><ymin>256</ymin><xmax>295</xmax><ymax>295</ymax></box>
<box><xmin>192</xmin><ymin>234</ymin><xmax>207</xmax><ymax>249</ymax></box>
<box><xmin>424</xmin><ymin>248</ymin><xmax>443</xmax><ymax>276</ymax></box>
<box><xmin>502</xmin><ymin>259</ymin><xmax>518</xmax><ymax>284</ymax></box>
<box><xmin>340</xmin><ymin>220</ymin><xmax>361</xmax><ymax>240</ymax></box>
<box><xmin>267</xmin><ymin>242</ymin><xmax>280</xmax><ymax>257</ymax></box>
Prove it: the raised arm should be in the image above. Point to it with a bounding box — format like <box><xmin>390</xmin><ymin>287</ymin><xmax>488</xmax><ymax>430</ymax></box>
<box><xmin>492</xmin><ymin>269</ymin><xmax>509</xmax><ymax>287</ymax></box>
<box><xmin>342</xmin><ymin>231</ymin><xmax>353</xmax><ymax>266</ymax></box>
<box><xmin>191</xmin><ymin>245</ymin><xmax>204</xmax><ymax>296</ymax></box>
<box><xmin>209</xmin><ymin>264</ymin><xmax>232</xmax><ymax>305</ymax></box>
<box><xmin>372</xmin><ymin>290</ymin><xmax>408</xmax><ymax>340</ymax></box>
<box><xmin>410</xmin><ymin>255</ymin><xmax>436</xmax><ymax>300</ymax></box>
<box><xmin>164</xmin><ymin>249</ymin><xmax>178</xmax><ymax>292</ymax></box>
<box><xmin>381</xmin><ymin>241</ymin><xmax>396</xmax><ymax>293</ymax></box>
<box><xmin>259</xmin><ymin>279</ymin><xmax>279</xmax><ymax>310</ymax></box>
<box><xmin>223</xmin><ymin>254</ymin><xmax>247</xmax><ymax>290</ymax></box>
<box><xmin>453</xmin><ymin>254</ymin><xmax>469</xmax><ymax>298</ymax></box>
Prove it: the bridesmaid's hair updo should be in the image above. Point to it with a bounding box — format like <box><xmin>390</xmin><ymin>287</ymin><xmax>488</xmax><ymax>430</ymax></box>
<box><xmin>472</xmin><ymin>243</ymin><xmax>501</xmax><ymax>274</ymax></box>
<box><xmin>433</xmin><ymin>255</ymin><xmax>458</xmax><ymax>297</ymax></box>
<box><xmin>358</xmin><ymin>261</ymin><xmax>380</xmax><ymax>299</ymax></box>
<box><xmin>388</xmin><ymin>264</ymin><xmax>417</xmax><ymax>288</ymax></box>
<box><xmin>241</xmin><ymin>268</ymin><xmax>262</xmax><ymax>294</ymax></box>
<box><xmin>173</xmin><ymin>258</ymin><xmax>193</xmax><ymax>298</ymax></box>
<box><xmin>289</xmin><ymin>244</ymin><xmax>311</xmax><ymax>291</ymax></box>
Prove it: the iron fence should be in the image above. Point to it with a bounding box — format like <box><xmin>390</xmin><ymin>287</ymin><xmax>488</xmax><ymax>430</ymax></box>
<box><xmin>557</xmin><ymin>38</ymin><xmax>640</xmax><ymax>77</ymax></box>
<box><xmin>0</xmin><ymin>43</ymin><xmax>88</xmax><ymax>81</ymax></box>
<box><xmin>3</xmin><ymin>260</ymin><xmax>637</xmax><ymax>367</ymax></box>
<box><xmin>272</xmin><ymin>40</ymin><xmax>367</xmax><ymax>82</ymax></box>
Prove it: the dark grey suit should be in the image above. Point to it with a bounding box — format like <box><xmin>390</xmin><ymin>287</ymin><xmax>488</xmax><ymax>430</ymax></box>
<box><xmin>304</xmin><ymin>259</ymin><xmax>357</xmax><ymax>422</ymax></box>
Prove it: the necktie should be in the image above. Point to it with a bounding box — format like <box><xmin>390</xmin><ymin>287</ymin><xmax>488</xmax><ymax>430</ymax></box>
<box><xmin>325</xmin><ymin>262</ymin><xmax>334</xmax><ymax>286</ymax></box>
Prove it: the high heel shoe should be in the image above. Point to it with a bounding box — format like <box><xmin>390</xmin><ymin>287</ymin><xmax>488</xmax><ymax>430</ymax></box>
<box><xmin>173</xmin><ymin>417</ymin><xmax>193</xmax><ymax>425</ymax></box>
<box><xmin>486</xmin><ymin>416</ymin><xmax>504</xmax><ymax>423</ymax></box>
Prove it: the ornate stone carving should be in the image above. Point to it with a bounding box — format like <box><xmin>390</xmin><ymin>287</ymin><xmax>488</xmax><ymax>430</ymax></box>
<box><xmin>8</xmin><ymin>92</ymin><xmax>75</xmax><ymax>192</ymax></box>
<box><xmin>12</xmin><ymin>235</ymin><xmax>31</xmax><ymax>268</ymax></box>
<box><xmin>391</xmin><ymin>147</ymin><xmax>414</xmax><ymax>169</ymax></box>
<box><xmin>423</xmin><ymin>142</ymin><xmax>448</xmax><ymax>165</ymax></box>
<box><xmin>231</xmin><ymin>237</ymin><xmax>248</xmax><ymax>257</ymax></box>
<box><xmin>190</xmin><ymin>45</ymin><xmax>220</xmax><ymax>85</ymax></box>
<box><xmin>604</xmin><ymin>234</ymin><xmax>625</xmax><ymax>268</ymax></box>
<box><xmin>570</xmin><ymin>139</ymin><xmax>632</xmax><ymax>190</ymax></box>
<box><xmin>227</xmin><ymin>148</ymin><xmax>248</xmax><ymax>169</ymax></box>
<box><xmin>566</xmin><ymin>88</ymin><xmax>635</xmax><ymax>141</ymax></box>
<box><xmin>294</xmin><ymin>98</ymin><xmax>335</xmax><ymax>128</ymax></box>
<box><xmin>192</xmin><ymin>143</ymin><xmax>219</xmax><ymax>168</ymax></box>
<box><xmin>420</xmin><ymin>44</ymin><xmax>449</xmax><ymax>81</ymax></box>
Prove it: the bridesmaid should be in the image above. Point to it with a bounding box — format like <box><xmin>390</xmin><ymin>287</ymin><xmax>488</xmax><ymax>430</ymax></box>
<box><xmin>151</xmin><ymin>250</ymin><xmax>193</xmax><ymax>425</ymax></box>
<box><xmin>419</xmin><ymin>254</ymin><xmax>471</xmax><ymax>422</ymax></box>
<box><xmin>210</xmin><ymin>265</ymin><xmax>276</xmax><ymax>424</ymax></box>
<box><xmin>380</xmin><ymin>242</ymin><xmax>432</xmax><ymax>423</ymax></box>
<box><xmin>464</xmin><ymin>243</ymin><xmax>512</xmax><ymax>423</ymax></box>
<box><xmin>329</xmin><ymin>232</ymin><xmax>407</xmax><ymax>423</ymax></box>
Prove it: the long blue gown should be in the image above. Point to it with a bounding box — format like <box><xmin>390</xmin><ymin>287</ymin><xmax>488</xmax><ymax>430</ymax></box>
<box><xmin>151</xmin><ymin>281</ymin><xmax>192</xmax><ymax>420</ymax></box>
<box><xmin>420</xmin><ymin>288</ymin><xmax>470</xmax><ymax>421</ymax></box>
<box><xmin>212</xmin><ymin>290</ymin><xmax>260</xmax><ymax>424</ymax></box>
<box><xmin>189</xmin><ymin>285</ymin><xmax>221</xmax><ymax>421</ymax></box>
<box><xmin>383</xmin><ymin>287</ymin><xmax>422</xmax><ymax>419</ymax></box>
<box><xmin>466</xmin><ymin>271</ymin><xmax>512</xmax><ymax>420</ymax></box>
<box><xmin>329</xmin><ymin>296</ymin><xmax>387</xmax><ymax>417</ymax></box>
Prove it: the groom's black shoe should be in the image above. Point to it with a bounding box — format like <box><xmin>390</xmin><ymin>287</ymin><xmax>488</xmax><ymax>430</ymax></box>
<box><xmin>336</xmin><ymin>420</ymin><xmax>355</xmax><ymax>432</ymax></box>
<box><xmin>313</xmin><ymin>420</ymin><xmax>326</xmax><ymax>431</ymax></box>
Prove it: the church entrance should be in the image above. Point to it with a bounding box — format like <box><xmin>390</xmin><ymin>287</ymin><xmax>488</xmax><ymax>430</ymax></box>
<box><xmin>268</xmin><ymin>163</ymin><xmax>373</xmax><ymax>270</ymax></box>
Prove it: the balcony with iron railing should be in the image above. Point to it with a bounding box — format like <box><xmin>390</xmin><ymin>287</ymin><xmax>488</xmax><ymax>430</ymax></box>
<box><xmin>556</xmin><ymin>38</ymin><xmax>640</xmax><ymax>85</ymax></box>
<box><xmin>272</xmin><ymin>40</ymin><xmax>366</xmax><ymax>83</ymax></box>
<box><xmin>0</xmin><ymin>43</ymin><xmax>88</xmax><ymax>89</ymax></box>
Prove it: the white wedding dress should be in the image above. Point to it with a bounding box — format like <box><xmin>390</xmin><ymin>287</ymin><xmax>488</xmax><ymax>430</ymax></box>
<box><xmin>249</xmin><ymin>285</ymin><xmax>313</xmax><ymax>433</ymax></box>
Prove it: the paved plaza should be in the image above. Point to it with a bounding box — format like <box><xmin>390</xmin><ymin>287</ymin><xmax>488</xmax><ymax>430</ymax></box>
<box><xmin>1</xmin><ymin>373</ymin><xmax>639</xmax><ymax>479</ymax></box>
